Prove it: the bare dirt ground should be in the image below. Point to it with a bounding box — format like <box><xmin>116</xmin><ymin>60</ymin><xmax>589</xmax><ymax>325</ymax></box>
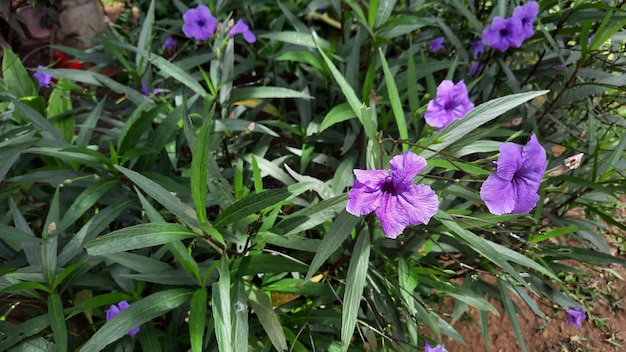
<box><xmin>442</xmin><ymin>198</ymin><xmax>626</xmax><ymax>352</ymax></box>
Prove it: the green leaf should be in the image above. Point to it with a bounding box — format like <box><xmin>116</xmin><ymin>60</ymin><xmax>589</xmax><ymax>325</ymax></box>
<box><xmin>190</xmin><ymin>288</ymin><xmax>208</xmax><ymax>352</ymax></box>
<box><xmin>260</xmin><ymin>31</ymin><xmax>330</xmax><ymax>50</ymax></box>
<box><xmin>84</xmin><ymin>223</ymin><xmax>199</xmax><ymax>256</ymax></box>
<box><xmin>248</xmin><ymin>286</ymin><xmax>287</xmax><ymax>351</ymax></box>
<box><xmin>305</xmin><ymin>210</ymin><xmax>360</xmax><ymax>281</ymax></box>
<box><xmin>214</xmin><ymin>188</ymin><xmax>291</xmax><ymax>228</ymax></box>
<box><xmin>191</xmin><ymin>117</ymin><xmax>212</xmax><ymax>225</ymax></box>
<box><xmin>80</xmin><ymin>289</ymin><xmax>193</xmax><ymax>352</ymax></box>
<box><xmin>48</xmin><ymin>293</ymin><xmax>67</xmax><ymax>352</ymax></box>
<box><xmin>0</xmin><ymin>223</ymin><xmax>43</xmax><ymax>243</ymax></box>
<box><xmin>167</xmin><ymin>240</ymin><xmax>200</xmax><ymax>283</ymax></box>
<box><xmin>341</xmin><ymin>230</ymin><xmax>370</xmax><ymax>352</ymax></box>
<box><xmin>529</xmin><ymin>226</ymin><xmax>581</xmax><ymax>243</ymax></box>
<box><xmin>498</xmin><ymin>281</ymin><xmax>527</xmax><ymax>352</ymax></box>
<box><xmin>2</xmin><ymin>49</ymin><xmax>36</xmax><ymax>98</ymax></box>
<box><xmin>57</xmin><ymin>179</ymin><xmax>118</xmax><ymax>233</ymax></box>
<box><xmin>231</xmin><ymin>253</ymin><xmax>308</xmax><ymax>277</ymax></box>
<box><xmin>275</xmin><ymin>51</ymin><xmax>323</xmax><ymax>71</ymax></box>
<box><xmin>275</xmin><ymin>194</ymin><xmax>347</xmax><ymax>235</ymax></box>
<box><xmin>227</xmin><ymin>87</ymin><xmax>313</xmax><ymax>104</ymax></box>
<box><xmin>232</xmin><ymin>278</ymin><xmax>248</xmax><ymax>352</ymax></box>
<box><xmin>6</xmin><ymin>96</ymin><xmax>64</xmax><ymax>142</ymax></box>
<box><xmin>115</xmin><ymin>165</ymin><xmax>199</xmax><ymax>228</ymax></box>
<box><xmin>427</xmin><ymin>158</ymin><xmax>491</xmax><ymax>176</ymax></box>
<box><xmin>76</xmin><ymin>99</ymin><xmax>105</xmax><ymax>146</ymax></box>
<box><xmin>0</xmin><ymin>314</ymin><xmax>51</xmax><ymax>350</ymax></box>
<box><xmin>379</xmin><ymin>49</ymin><xmax>408</xmax><ymax>150</ymax></box>
<box><xmin>213</xmin><ymin>256</ymin><xmax>232</xmax><ymax>352</ymax></box>
<box><xmin>46</xmin><ymin>78</ymin><xmax>74</xmax><ymax>143</ymax></box>
<box><xmin>118</xmin><ymin>103</ymin><xmax>167</xmax><ymax>158</ymax></box>
<box><xmin>313</xmin><ymin>32</ymin><xmax>363</xmax><ymax>122</ymax></box>
<box><xmin>319</xmin><ymin>103</ymin><xmax>356</xmax><ymax>133</ymax></box>
<box><xmin>136</xmin><ymin>0</ymin><xmax>155</xmax><ymax>71</ymax></box>
<box><xmin>421</xmin><ymin>91</ymin><xmax>549</xmax><ymax>159</ymax></box>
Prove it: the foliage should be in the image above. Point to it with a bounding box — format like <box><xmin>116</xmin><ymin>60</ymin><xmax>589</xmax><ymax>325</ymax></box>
<box><xmin>1</xmin><ymin>0</ymin><xmax>625</xmax><ymax>351</ymax></box>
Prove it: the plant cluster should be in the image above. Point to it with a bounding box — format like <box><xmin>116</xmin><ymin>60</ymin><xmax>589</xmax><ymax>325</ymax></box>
<box><xmin>1</xmin><ymin>1</ymin><xmax>625</xmax><ymax>351</ymax></box>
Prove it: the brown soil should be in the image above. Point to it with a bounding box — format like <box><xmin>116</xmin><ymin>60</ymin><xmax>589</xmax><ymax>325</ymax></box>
<box><xmin>441</xmin><ymin>199</ymin><xmax>626</xmax><ymax>352</ymax></box>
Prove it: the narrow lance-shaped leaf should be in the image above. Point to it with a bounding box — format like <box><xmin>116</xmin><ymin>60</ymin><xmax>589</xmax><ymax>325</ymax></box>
<box><xmin>213</xmin><ymin>188</ymin><xmax>291</xmax><ymax>228</ymax></box>
<box><xmin>379</xmin><ymin>49</ymin><xmax>408</xmax><ymax>151</ymax></box>
<box><xmin>191</xmin><ymin>116</ymin><xmax>212</xmax><ymax>225</ymax></box>
<box><xmin>48</xmin><ymin>293</ymin><xmax>67</xmax><ymax>352</ymax></box>
<box><xmin>248</xmin><ymin>286</ymin><xmax>287</xmax><ymax>351</ymax></box>
<box><xmin>85</xmin><ymin>223</ymin><xmax>200</xmax><ymax>256</ymax></box>
<box><xmin>341</xmin><ymin>230</ymin><xmax>370</xmax><ymax>352</ymax></box>
<box><xmin>79</xmin><ymin>289</ymin><xmax>193</xmax><ymax>352</ymax></box>
<box><xmin>213</xmin><ymin>256</ymin><xmax>232</xmax><ymax>352</ymax></box>
<box><xmin>189</xmin><ymin>287</ymin><xmax>208</xmax><ymax>352</ymax></box>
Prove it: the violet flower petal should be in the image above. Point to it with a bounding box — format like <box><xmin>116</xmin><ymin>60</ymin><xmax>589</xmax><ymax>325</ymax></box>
<box><xmin>182</xmin><ymin>5</ymin><xmax>217</xmax><ymax>40</ymax></box>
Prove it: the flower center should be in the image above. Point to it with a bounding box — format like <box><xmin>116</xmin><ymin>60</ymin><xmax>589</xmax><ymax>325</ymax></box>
<box><xmin>499</xmin><ymin>29</ymin><xmax>509</xmax><ymax>37</ymax></box>
<box><xmin>381</xmin><ymin>179</ymin><xmax>397</xmax><ymax>196</ymax></box>
<box><xmin>197</xmin><ymin>20</ymin><xmax>206</xmax><ymax>27</ymax></box>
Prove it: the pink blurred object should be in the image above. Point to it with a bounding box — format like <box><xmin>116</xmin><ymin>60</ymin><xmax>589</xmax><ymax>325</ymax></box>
<box><xmin>17</xmin><ymin>6</ymin><xmax>51</xmax><ymax>40</ymax></box>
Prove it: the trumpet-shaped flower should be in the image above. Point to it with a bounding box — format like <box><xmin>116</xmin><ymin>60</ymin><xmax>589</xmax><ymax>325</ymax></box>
<box><xmin>429</xmin><ymin>37</ymin><xmax>444</xmax><ymax>52</ymax></box>
<box><xmin>162</xmin><ymin>36</ymin><xmax>177</xmax><ymax>50</ymax></box>
<box><xmin>480</xmin><ymin>134</ymin><xmax>547</xmax><ymax>215</ymax></box>
<box><xmin>425</xmin><ymin>342</ymin><xmax>448</xmax><ymax>352</ymax></box>
<box><xmin>346</xmin><ymin>151</ymin><xmax>439</xmax><ymax>239</ymax></box>
<box><xmin>182</xmin><ymin>5</ymin><xmax>217</xmax><ymax>40</ymax></box>
<box><xmin>229</xmin><ymin>19</ymin><xmax>256</xmax><ymax>43</ymax></box>
<box><xmin>424</xmin><ymin>80</ymin><xmax>474</xmax><ymax>130</ymax></box>
<box><xmin>566</xmin><ymin>306</ymin><xmax>586</xmax><ymax>328</ymax></box>
<box><xmin>482</xmin><ymin>16</ymin><xmax>525</xmax><ymax>52</ymax></box>
<box><xmin>34</xmin><ymin>65</ymin><xmax>53</xmax><ymax>88</ymax></box>
<box><xmin>106</xmin><ymin>300</ymin><xmax>140</xmax><ymax>336</ymax></box>
<box><xmin>512</xmin><ymin>1</ymin><xmax>539</xmax><ymax>40</ymax></box>
<box><xmin>469</xmin><ymin>40</ymin><xmax>484</xmax><ymax>59</ymax></box>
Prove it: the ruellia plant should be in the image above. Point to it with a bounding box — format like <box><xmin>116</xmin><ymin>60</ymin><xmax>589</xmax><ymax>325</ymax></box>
<box><xmin>1</xmin><ymin>1</ymin><xmax>625</xmax><ymax>351</ymax></box>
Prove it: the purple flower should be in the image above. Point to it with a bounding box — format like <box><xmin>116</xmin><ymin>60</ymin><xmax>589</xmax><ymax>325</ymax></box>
<box><xmin>469</xmin><ymin>62</ymin><xmax>484</xmax><ymax>76</ymax></box>
<box><xmin>34</xmin><ymin>65</ymin><xmax>53</xmax><ymax>88</ymax></box>
<box><xmin>480</xmin><ymin>134</ymin><xmax>547</xmax><ymax>215</ymax></box>
<box><xmin>140</xmin><ymin>82</ymin><xmax>149</xmax><ymax>96</ymax></box>
<box><xmin>512</xmin><ymin>1</ymin><xmax>539</xmax><ymax>40</ymax></box>
<box><xmin>424</xmin><ymin>80</ymin><xmax>474</xmax><ymax>130</ymax></box>
<box><xmin>162</xmin><ymin>36</ymin><xmax>177</xmax><ymax>50</ymax></box>
<box><xmin>429</xmin><ymin>36</ymin><xmax>444</xmax><ymax>52</ymax></box>
<box><xmin>565</xmin><ymin>306</ymin><xmax>586</xmax><ymax>328</ymax></box>
<box><xmin>346</xmin><ymin>151</ymin><xmax>439</xmax><ymax>239</ymax></box>
<box><xmin>106</xmin><ymin>300</ymin><xmax>140</xmax><ymax>337</ymax></box>
<box><xmin>229</xmin><ymin>19</ymin><xmax>256</xmax><ymax>43</ymax></box>
<box><xmin>587</xmin><ymin>34</ymin><xmax>594</xmax><ymax>46</ymax></box>
<box><xmin>141</xmin><ymin>82</ymin><xmax>165</xmax><ymax>96</ymax></box>
<box><xmin>182</xmin><ymin>5</ymin><xmax>217</xmax><ymax>40</ymax></box>
<box><xmin>470</xmin><ymin>40</ymin><xmax>484</xmax><ymax>59</ymax></box>
<box><xmin>425</xmin><ymin>342</ymin><xmax>448</xmax><ymax>352</ymax></box>
<box><xmin>482</xmin><ymin>16</ymin><xmax>525</xmax><ymax>52</ymax></box>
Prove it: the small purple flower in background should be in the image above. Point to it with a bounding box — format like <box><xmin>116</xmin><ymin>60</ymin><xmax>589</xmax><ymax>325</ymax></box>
<box><xmin>425</xmin><ymin>342</ymin><xmax>448</xmax><ymax>352</ymax></box>
<box><xmin>229</xmin><ymin>19</ymin><xmax>256</xmax><ymax>43</ymax></box>
<box><xmin>140</xmin><ymin>82</ymin><xmax>149</xmax><ymax>96</ymax></box>
<box><xmin>469</xmin><ymin>62</ymin><xmax>484</xmax><ymax>76</ymax></box>
<box><xmin>106</xmin><ymin>300</ymin><xmax>140</xmax><ymax>337</ymax></box>
<box><xmin>482</xmin><ymin>16</ymin><xmax>524</xmax><ymax>52</ymax></box>
<box><xmin>182</xmin><ymin>5</ymin><xmax>218</xmax><ymax>40</ymax></box>
<box><xmin>141</xmin><ymin>82</ymin><xmax>165</xmax><ymax>96</ymax></box>
<box><xmin>429</xmin><ymin>36</ymin><xmax>445</xmax><ymax>52</ymax></box>
<box><xmin>346</xmin><ymin>151</ymin><xmax>439</xmax><ymax>239</ymax></box>
<box><xmin>162</xmin><ymin>36</ymin><xmax>177</xmax><ymax>50</ymax></box>
<box><xmin>512</xmin><ymin>1</ymin><xmax>539</xmax><ymax>40</ymax></box>
<box><xmin>566</xmin><ymin>306</ymin><xmax>586</xmax><ymax>328</ymax></box>
<box><xmin>34</xmin><ymin>65</ymin><xmax>53</xmax><ymax>88</ymax></box>
<box><xmin>480</xmin><ymin>134</ymin><xmax>547</xmax><ymax>215</ymax></box>
<box><xmin>469</xmin><ymin>40</ymin><xmax>484</xmax><ymax>59</ymax></box>
<box><xmin>587</xmin><ymin>34</ymin><xmax>595</xmax><ymax>46</ymax></box>
<box><xmin>424</xmin><ymin>80</ymin><xmax>474</xmax><ymax>130</ymax></box>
